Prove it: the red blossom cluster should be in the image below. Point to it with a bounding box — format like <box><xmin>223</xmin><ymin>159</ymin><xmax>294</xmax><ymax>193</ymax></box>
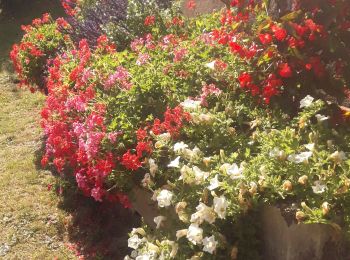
<box><xmin>10</xmin><ymin>13</ymin><xmax>59</xmax><ymax>92</ymax></box>
<box><xmin>212</xmin><ymin>0</ymin><xmax>350</xmax><ymax>104</ymax></box>
<box><xmin>39</xmin><ymin>37</ymin><xmax>134</xmax><ymax>206</ymax></box>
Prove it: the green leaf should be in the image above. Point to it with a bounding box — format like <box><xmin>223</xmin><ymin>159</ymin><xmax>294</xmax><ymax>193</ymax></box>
<box><xmin>280</xmin><ymin>10</ymin><xmax>302</xmax><ymax>22</ymax></box>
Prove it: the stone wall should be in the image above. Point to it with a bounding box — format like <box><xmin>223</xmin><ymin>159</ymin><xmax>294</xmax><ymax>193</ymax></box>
<box><xmin>181</xmin><ymin>0</ymin><xmax>225</xmax><ymax>17</ymax></box>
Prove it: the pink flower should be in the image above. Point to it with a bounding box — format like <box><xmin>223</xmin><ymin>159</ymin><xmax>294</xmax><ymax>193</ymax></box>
<box><xmin>173</xmin><ymin>48</ymin><xmax>188</xmax><ymax>62</ymax></box>
<box><xmin>136</xmin><ymin>53</ymin><xmax>151</xmax><ymax>66</ymax></box>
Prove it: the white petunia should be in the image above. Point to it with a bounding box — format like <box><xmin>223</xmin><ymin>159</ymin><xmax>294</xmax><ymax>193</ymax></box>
<box><xmin>168</xmin><ymin>156</ymin><xmax>181</xmax><ymax>168</ymax></box>
<box><xmin>330</xmin><ymin>151</ymin><xmax>347</xmax><ymax>164</ymax></box>
<box><xmin>225</xmin><ymin>163</ymin><xmax>244</xmax><ymax>180</ymax></box>
<box><xmin>213</xmin><ymin>196</ymin><xmax>228</xmax><ymax>219</ymax></box>
<box><xmin>304</xmin><ymin>143</ymin><xmax>315</xmax><ymax>151</ymax></box>
<box><xmin>193</xmin><ymin>166</ymin><xmax>210</xmax><ymax>184</ymax></box>
<box><xmin>315</xmin><ymin>114</ymin><xmax>329</xmax><ymax>122</ymax></box>
<box><xmin>202</xmin><ymin>235</ymin><xmax>218</xmax><ymax>254</ymax></box>
<box><xmin>128</xmin><ymin>235</ymin><xmax>143</xmax><ymax>249</ymax></box>
<box><xmin>208</xmin><ymin>174</ymin><xmax>220</xmax><ymax>190</ymax></box>
<box><xmin>186</xmin><ymin>224</ymin><xmax>203</xmax><ymax>245</ymax></box>
<box><xmin>181</xmin><ymin>99</ymin><xmax>201</xmax><ymax>111</ymax></box>
<box><xmin>312</xmin><ymin>181</ymin><xmax>327</xmax><ymax>194</ymax></box>
<box><xmin>157</xmin><ymin>133</ymin><xmax>171</xmax><ymax>142</ymax></box>
<box><xmin>190</xmin><ymin>202</ymin><xmax>216</xmax><ymax>224</ymax></box>
<box><xmin>205</xmin><ymin>61</ymin><xmax>216</xmax><ymax>70</ymax></box>
<box><xmin>156</xmin><ymin>190</ymin><xmax>173</xmax><ymax>207</ymax></box>
<box><xmin>136</xmin><ymin>255</ymin><xmax>151</xmax><ymax>260</ymax></box>
<box><xmin>287</xmin><ymin>151</ymin><xmax>313</xmax><ymax>164</ymax></box>
<box><xmin>269</xmin><ymin>147</ymin><xmax>286</xmax><ymax>160</ymax></box>
<box><xmin>174</xmin><ymin>142</ymin><xmax>189</xmax><ymax>153</ymax></box>
<box><xmin>300</xmin><ymin>95</ymin><xmax>314</xmax><ymax>108</ymax></box>
<box><xmin>154</xmin><ymin>216</ymin><xmax>167</xmax><ymax>229</ymax></box>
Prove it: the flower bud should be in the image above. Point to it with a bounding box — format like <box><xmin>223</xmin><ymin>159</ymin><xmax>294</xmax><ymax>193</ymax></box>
<box><xmin>176</xmin><ymin>229</ymin><xmax>188</xmax><ymax>240</ymax></box>
<box><xmin>154</xmin><ymin>141</ymin><xmax>163</xmax><ymax>149</ymax></box>
<box><xmin>298</xmin><ymin>175</ymin><xmax>308</xmax><ymax>185</ymax></box>
<box><xmin>282</xmin><ymin>180</ymin><xmax>293</xmax><ymax>191</ymax></box>
<box><xmin>249</xmin><ymin>182</ymin><xmax>258</xmax><ymax>195</ymax></box>
<box><xmin>203</xmin><ymin>157</ymin><xmax>211</xmax><ymax>167</ymax></box>
<box><xmin>228</xmin><ymin>127</ymin><xmax>236</xmax><ymax>135</ymax></box>
<box><xmin>322</xmin><ymin>202</ymin><xmax>330</xmax><ymax>216</ymax></box>
<box><xmin>295</xmin><ymin>211</ymin><xmax>306</xmax><ymax>222</ymax></box>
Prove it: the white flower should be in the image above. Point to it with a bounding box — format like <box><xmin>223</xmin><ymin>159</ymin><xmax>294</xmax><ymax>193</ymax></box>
<box><xmin>174</xmin><ymin>142</ymin><xmax>189</xmax><ymax>153</ymax></box>
<box><xmin>190</xmin><ymin>203</ymin><xmax>216</xmax><ymax>224</ymax></box>
<box><xmin>176</xmin><ymin>229</ymin><xmax>188</xmax><ymax>240</ymax></box>
<box><xmin>304</xmin><ymin>143</ymin><xmax>315</xmax><ymax>151</ymax></box>
<box><xmin>124</xmin><ymin>256</ymin><xmax>133</xmax><ymax>260</ymax></box>
<box><xmin>183</xmin><ymin>147</ymin><xmax>202</xmax><ymax>161</ymax></box>
<box><xmin>213</xmin><ymin>196</ymin><xmax>228</xmax><ymax>219</ymax></box>
<box><xmin>202</xmin><ymin>235</ymin><xmax>218</xmax><ymax>254</ymax></box>
<box><xmin>315</xmin><ymin>114</ymin><xmax>329</xmax><ymax>122</ymax></box>
<box><xmin>287</xmin><ymin>151</ymin><xmax>313</xmax><ymax>164</ymax></box>
<box><xmin>154</xmin><ymin>216</ymin><xmax>167</xmax><ymax>229</ymax></box>
<box><xmin>269</xmin><ymin>147</ymin><xmax>286</xmax><ymax>160</ymax></box>
<box><xmin>158</xmin><ymin>133</ymin><xmax>171</xmax><ymax>142</ymax></box>
<box><xmin>300</xmin><ymin>95</ymin><xmax>314</xmax><ymax>108</ymax></box>
<box><xmin>181</xmin><ymin>99</ymin><xmax>201</xmax><ymax>111</ymax></box>
<box><xmin>149</xmin><ymin>158</ymin><xmax>158</xmax><ymax>176</ymax></box>
<box><xmin>136</xmin><ymin>255</ymin><xmax>151</xmax><ymax>260</ymax></box>
<box><xmin>330</xmin><ymin>151</ymin><xmax>347</xmax><ymax>164</ymax></box>
<box><xmin>128</xmin><ymin>235</ymin><xmax>142</xmax><ymax>249</ymax></box>
<box><xmin>193</xmin><ymin>166</ymin><xmax>210</xmax><ymax>184</ymax></box>
<box><xmin>208</xmin><ymin>174</ymin><xmax>220</xmax><ymax>190</ymax></box>
<box><xmin>186</xmin><ymin>224</ymin><xmax>203</xmax><ymax>245</ymax></box>
<box><xmin>312</xmin><ymin>181</ymin><xmax>327</xmax><ymax>194</ymax></box>
<box><xmin>168</xmin><ymin>156</ymin><xmax>181</xmax><ymax>168</ymax></box>
<box><xmin>179</xmin><ymin>165</ymin><xmax>194</xmax><ymax>183</ymax></box>
<box><xmin>221</xmin><ymin>163</ymin><xmax>244</xmax><ymax>180</ymax></box>
<box><xmin>205</xmin><ymin>61</ymin><xmax>216</xmax><ymax>70</ymax></box>
<box><xmin>157</xmin><ymin>190</ymin><xmax>173</xmax><ymax>207</ymax></box>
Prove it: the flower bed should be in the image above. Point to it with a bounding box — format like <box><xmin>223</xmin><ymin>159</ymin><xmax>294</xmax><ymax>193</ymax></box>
<box><xmin>10</xmin><ymin>0</ymin><xmax>350</xmax><ymax>258</ymax></box>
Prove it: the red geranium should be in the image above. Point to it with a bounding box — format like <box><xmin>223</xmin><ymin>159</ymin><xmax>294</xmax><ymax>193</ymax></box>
<box><xmin>279</xmin><ymin>63</ymin><xmax>292</xmax><ymax>78</ymax></box>
<box><xmin>259</xmin><ymin>33</ymin><xmax>272</xmax><ymax>45</ymax></box>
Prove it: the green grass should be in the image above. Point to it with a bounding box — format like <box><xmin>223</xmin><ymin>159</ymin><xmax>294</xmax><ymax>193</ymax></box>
<box><xmin>0</xmin><ymin>69</ymin><xmax>77</xmax><ymax>259</ymax></box>
<box><xmin>0</xmin><ymin>1</ymin><xmax>76</xmax><ymax>258</ymax></box>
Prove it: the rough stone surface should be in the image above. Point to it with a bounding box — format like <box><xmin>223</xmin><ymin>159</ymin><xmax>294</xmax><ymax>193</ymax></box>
<box><xmin>181</xmin><ymin>0</ymin><xmax>225</xmax><ymax>17</ymax></box>
<box><xmin>261</xmin><ymin>205</ymin><xmax>346</xmax><ymax>260</ymax></box>
<box><xmin>130</xmin><ymin>187</ymin><xmax>158</xmax><ymax>228</ymax></box>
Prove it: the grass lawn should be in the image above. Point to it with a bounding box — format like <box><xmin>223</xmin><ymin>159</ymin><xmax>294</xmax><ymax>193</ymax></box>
<box><xmin>0</xmin><ymin>2</ymin><xmax>76</xmax><ymax>258</ymax></box>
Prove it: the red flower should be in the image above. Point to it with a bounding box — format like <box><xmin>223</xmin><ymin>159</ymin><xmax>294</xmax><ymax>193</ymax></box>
<box><xmin>259</xmin><ymin>33</ymin><xmax>272</xmax><ymax>44</ymax></box>
<box><xmin>272</xmin><ymin>25</ymin><xmax>287</xmax><ymax>41</ymax></box>
<box><xmin>144</xmin><ymin>16</ymin><xmax>155</xmax><ymax>26</ymax></box>
<box><xmin>278</xmin><ymin>63</ymin><xmax>292</xmax><ymax>78</ymax></box>
<box><xmin>238</xmin><ymin>72</ymin><xmax>252</xmax><ymax>88</ymax></box>
<box><xmin>136</xmin><ymin>142</ymin><xmax>152</xmax><ymax>157</ymax></box>
<box><xmin>121</xmin><ymin>150</ymin><xmax>142</xmax><ymax>171</ymax></box>
<box><xmin>136</xmin><ymin>128</ymin><xmax>148</xmax><ymax>141</ymax></box>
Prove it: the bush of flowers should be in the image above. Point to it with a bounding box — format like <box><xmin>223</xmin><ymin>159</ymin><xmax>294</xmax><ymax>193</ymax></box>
<box><xmin>61</xmin><ymin>0</ymin><xmax>176</xmax><ymax>49</ymax></box>
<box><xmin>10</xmin><ymin>0</ymin><xmax>350</xmax><ymax>258</ymax></box>
<box><xmin>125</xmin><ymin>93</ymin><xmax>350</xmax><ymax>259</ymax></box>
<box><xmin>10</xmin><ymin>13</ymin><xmax>71</xmax><ymax>93</ymax></box>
